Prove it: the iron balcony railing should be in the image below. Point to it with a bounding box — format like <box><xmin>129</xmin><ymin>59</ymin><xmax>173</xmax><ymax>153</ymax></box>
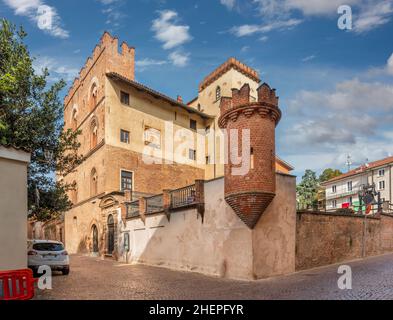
<box><xmin>146</xmin><ymin>194</ymin><xmax>164</xmax><ymax>214</ymax></box>
<box><xmin>326</xmin><ymin>188</ymin><xmax>360</xmax><ymax>200</ymax></box>
<box><xmin>170</xmin><ymin>184</ymin><xmax>196</xmax><ymax>209</ymax></box>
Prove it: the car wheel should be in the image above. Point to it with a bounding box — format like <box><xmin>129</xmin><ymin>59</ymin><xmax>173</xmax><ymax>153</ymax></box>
<box><xmin>62</xmin><ymin>267</ymin><xmax>70</xmax><ymax>275</ymax></box>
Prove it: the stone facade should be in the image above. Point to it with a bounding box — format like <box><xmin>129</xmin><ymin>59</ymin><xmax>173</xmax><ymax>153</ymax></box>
<box><xmin>296</xmin><ymin>211</ymin><xmax>393</xmax><ymax>270</ymax></box>
<box><xmin>62</xmin><ymin>32</ymin><xmax>294</xmax><ymax>258</ymax></box>
<box><xmin>116</xmin><ymin>173</ymin><xmax>296</xmax><ymax>280</ymax></box>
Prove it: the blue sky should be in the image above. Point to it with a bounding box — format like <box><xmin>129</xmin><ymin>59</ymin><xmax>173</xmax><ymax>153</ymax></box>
<box><xmin>2</xmin><ymin>0</ymin><xmax>393</xmax><ymax>178</ymax></box>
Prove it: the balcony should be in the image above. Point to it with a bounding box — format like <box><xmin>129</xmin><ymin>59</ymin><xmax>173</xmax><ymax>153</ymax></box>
<box><xmin>122</xmin><ymin>181</ymin><xmax>204</xmax><ymax>222</ymax></box>
<box><xmin>326</xmin><ymin>188</ymin><xmax>359</xmax><ymax>200</ymax></box>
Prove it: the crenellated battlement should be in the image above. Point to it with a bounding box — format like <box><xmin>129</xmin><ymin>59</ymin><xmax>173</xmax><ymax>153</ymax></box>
<box><xmin>64</xmin><ymin>32</ymin><xmax>135</xmax><ymax>107</ymax></box>
<box><xmin>199</xmin><ymin>57</ymin><xmax>260</xmax><ymax>92</ymax></box>
<box><xmin>218</xmin><ymin>82</ymin><xmax>282</xmax><ymax>229</ymax></box>
<box><xmin>218</xmin><ymin>83</ymin><xmax>281</xmax><ymax>129</ymax></box>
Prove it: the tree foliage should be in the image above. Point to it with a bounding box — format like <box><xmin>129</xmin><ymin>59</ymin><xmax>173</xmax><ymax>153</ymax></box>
<box><xmin>0</xmin><ymin>19</ymin><xmax>82</xmax><ymax>221</ymax></box>
<box><xmin>319</xmin><ymin>168</ymin><xmax>343</xmax><ymax>183</ymax></box>
<box><xmin>296</xmin><ymin>170</ymin><xmax>319</xmax><ymax>209</ymax></box>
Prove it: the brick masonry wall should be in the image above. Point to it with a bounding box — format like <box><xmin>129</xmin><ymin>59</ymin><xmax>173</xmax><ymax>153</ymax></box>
<box><xmin>296</xmin><ymin>211</ymin><xmax>393</xmax><ymax>270</ymax></box>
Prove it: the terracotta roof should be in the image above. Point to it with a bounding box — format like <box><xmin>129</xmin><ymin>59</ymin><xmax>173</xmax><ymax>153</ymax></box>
<box><xmin>106</xmin><ymin>72</ymin><xmax>213</xmax><ymax>119</ymax></box>
<box><xmin>0</xmin><ymin>144</ymin><xmax>31</xmax><ymax>153</ymax></box>
<box><xmin>323</xmin><ymin>155</ymin><xmax>393</xmax><ymax>184</ymax></box>
<box><xmin>199</xmin><ymin>58</ymin><xmax>260</xmax><ymax>92</ymax></box>
<box><xmin>276</xmin><ymin>156</ymin><xmax>294</xmax><ymax>171</ymax></box>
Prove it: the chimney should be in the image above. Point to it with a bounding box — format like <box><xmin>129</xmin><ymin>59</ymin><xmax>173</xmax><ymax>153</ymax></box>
<box><xmin>177</xmin><ymin>95</ymin><xmax>183</xmax><ymax>103</ymax></box>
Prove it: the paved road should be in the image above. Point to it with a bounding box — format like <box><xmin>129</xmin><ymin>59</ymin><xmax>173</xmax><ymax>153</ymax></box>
<box><xmin>34</xmin><ymin>253</ymin><xmax>393</xmax><ymax>300</ymax></box>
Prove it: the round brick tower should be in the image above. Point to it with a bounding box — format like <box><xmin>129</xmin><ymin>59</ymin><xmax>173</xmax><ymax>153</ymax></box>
<box><xmin>218</xmin><ymin>83</ymin><xmax>281</xmax><ymax>229</ymax></box>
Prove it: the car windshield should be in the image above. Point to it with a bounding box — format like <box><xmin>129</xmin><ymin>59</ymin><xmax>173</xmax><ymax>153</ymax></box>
<box><xmin>33</xmin><ymin>243</ymin><xmax>64</xmax><ymax>252</ymax></box>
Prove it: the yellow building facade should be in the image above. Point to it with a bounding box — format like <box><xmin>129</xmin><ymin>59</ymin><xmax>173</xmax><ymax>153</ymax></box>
<box><xmin>62</xmin><ymin>33</ymin><xmax>292</xmax><ymax>255</ymax></box>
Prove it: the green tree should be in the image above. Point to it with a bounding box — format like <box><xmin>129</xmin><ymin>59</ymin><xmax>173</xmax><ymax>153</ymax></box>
<box><xmin>297</xmin><ymin>170</ymin><xmax>319</xmax><ymax>209</ymax></box>
<box><xmin>0</xmin><ymin>19</ymin><xmax>82</xmax><ymax>221</ymax></box>
<box><xmin>319</xmin><ymin>168</ymin><xmax>343</xmax><ymax>183</ymax></box>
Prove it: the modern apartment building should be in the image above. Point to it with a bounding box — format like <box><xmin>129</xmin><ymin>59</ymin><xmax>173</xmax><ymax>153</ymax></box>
<box><xmin>322</xmin><ymin>156</ymin><xmax>393</xmax><ymax>210</ymax></box>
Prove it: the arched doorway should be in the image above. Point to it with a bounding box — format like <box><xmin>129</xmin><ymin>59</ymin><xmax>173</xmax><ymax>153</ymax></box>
<box><xmin>92</xmin><ymin>225</ymin><xmax>99</xmax><ymax>253</ymax></box>
<box><xmin>107</xmin><ymin>215</ymin><xmax>115</xmax><ymax>255</ymax></box>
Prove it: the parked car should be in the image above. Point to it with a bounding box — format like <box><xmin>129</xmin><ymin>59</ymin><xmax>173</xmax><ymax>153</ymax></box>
<box><xmin>28</xmin><ymin>240</ymin><xmax>70</xmax><ymax>275</ymax></box>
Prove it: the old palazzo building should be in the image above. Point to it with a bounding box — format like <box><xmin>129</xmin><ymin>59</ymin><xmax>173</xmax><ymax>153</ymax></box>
<box><xmin>62</xmin><ymin>33</ymin><xmax>295</xmax><ymax>279</ymax></box>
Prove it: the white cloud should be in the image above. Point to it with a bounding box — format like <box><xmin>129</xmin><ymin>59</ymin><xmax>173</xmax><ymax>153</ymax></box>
<box><xmin>302</xmin><ymin>55</ymin><xmax>316</xmax><ymax>62</ymax></box>
<box><xmin>225</xmin><ymin>0</ymin><xmax>393</xmax><ymax>35</ymax></box>
<box><xmin>3</xmin><ymin>0</ymin><xmax>69</xmax><ymax>38</ymax></box>
<box><xmin>284</xmin><ymin>0</ymin><xmax>359</xmax><ymax>16</ymax></box>
<box><xmin>135</xmin><ymin>58</ymin><xmax>168</xmax><ymax>70</ymax></box>
<box><xmin>230</xmin><ymin>18</ymin><xmax>302</xmax><ymax>36</ymax></box>
<box><xmin>98</xmin><ymin>0</ymin><xmax>125</xmax><ymax>31</ymax></box>
<box><xmin>388</xmin><ymin>53</ymin><xmax>393</xmax><ymax>75</ymax></box>
<box><xmin>290</xmin><ymin>78</ymin><xmax>393</xmax><ymax>113</ymax></box>
<box><xmin>283</xmin><ymin>77</ymin><xmax>393</xmax><ymax>174</ymax></box>
<box><xmin>168</xmin><ymin>51</ymin><xmax>190</xmax><ymax>67</ymax></box>
<box><xmin>220</xmin><ymin>0</ymin><xmax>236</xmax><ymax>10</ymax></box>
<box><xmin>241</xmin><ymin>45</ymin><xmax>250</xmax><ymax>52</ymax></box>
<box><xmin>354</xmin><ymin>1</ymin><xmax>393</xmax><ymax>33</ymax></box>
<box><xmin>152</xmin><ymin>10</ymin><xmax>192</xmax><ymax>50</ymax></box>
<box><xmin>33</xmin><ymin>56</ymin><xmax>79</xmax><ymax>82</ymax></box>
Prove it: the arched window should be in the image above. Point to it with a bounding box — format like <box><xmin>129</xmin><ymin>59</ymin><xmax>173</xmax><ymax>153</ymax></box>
<box><xmin>90</xmin><ymin>168</ymin><xmax>98</xmax><ymax>196</ymax></box>
<box><xmin>71</xmin><ymin>181</ymin><xmax>78</xmax><ymax>204</ymax></box>
<box><xmin>216</xmin><ymin>86</ymin><xmax>221</xmax><ymax>101</ymax></box>
<box><xmin>71</xmin><ymin>109</ymin><xmax>78</xmax><ymax>131</ymax></box>
<box><xmin>90</xmin><ymin>118</ymin><xmax>98</xmax><ymax>149</ymax></box>
<box><xmin>107</xmin><ymin>214</ymin><xmax>115</xmax><ymax>255</ymax></box>
<box><xmin>90</xmin><ymin>83</ymin><xmax>98</xmax><ymax>110</ymax></box>
<box><xmin>92</xmin><ymin>225</ymin><xmax>99</xmax><ymax>253</ymax></box>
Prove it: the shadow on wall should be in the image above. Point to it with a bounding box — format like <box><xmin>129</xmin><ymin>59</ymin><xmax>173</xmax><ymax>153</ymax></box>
<box><xmin>115</xmin><ymin>174</ymin><xmax>297</xmax><ymax>281</ymax></box>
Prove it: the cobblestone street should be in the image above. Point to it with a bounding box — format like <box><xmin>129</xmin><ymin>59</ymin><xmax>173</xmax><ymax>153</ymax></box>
<box><xmin>34</xmin><ymin>253</ymin><xmax>393</xmax><ymax>300</ymax></box>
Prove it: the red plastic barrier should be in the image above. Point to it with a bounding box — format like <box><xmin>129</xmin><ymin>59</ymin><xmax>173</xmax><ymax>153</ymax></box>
<box><xmin>0</xmin><ymin>269</ymin><xmax>35</xmax><ymax>300</ymax></box>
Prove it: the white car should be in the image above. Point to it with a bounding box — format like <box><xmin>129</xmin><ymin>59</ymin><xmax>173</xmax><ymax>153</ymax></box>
<box><xmin>28</xmin><ymin>240</ymin><xmax>70</xmax><ymax>275</ymax></box>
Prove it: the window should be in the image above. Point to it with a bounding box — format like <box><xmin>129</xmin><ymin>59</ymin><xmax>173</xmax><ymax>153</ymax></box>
<box><xmin>205</xmin><ymin>126</ymin><xmax>211</xmax><ymax>134</ymax></box>
<box><xmin>250</xmin><ymin>147</ymin><xmax>255</xmax><ymax>170</ymax></box>
<box><xmin>197</xmin><ymin>103</ymin><xmax>201</xmax><ymax>111</ymax></box>
<box><xmin>332</xmin><ymin>185</ymin><xmax>337</xmax><ymax>193</ymax></box>
<box><xmin>33</xmin><ymin>243</ymin><xmax>64</xmax><ymax>252</ymax></box>
<box><xmin>349</xmin><ymin>196</ymin><xmax>353</xmax><ymax>205</ymax></box>
<box><xmin>206</xmin><ymin>156</ymin><xmax>211</xmax><ymax>165</ymax></box>
<box><xmin>124</xmin><ymin>233</ymin><xmax>130</xmax><ymax>252</ymax></box>
<box><xmin>90</xmin><ymin>168</ymin><xmax>98</xmax><ymax>196</ymax></box>
<box><xmin>90</xmin><ymin>83</ymin><xmax>98</xmax><ymax>110</ymax></box>
<box><xmin>120</xmin><ymin>129</ymin><xmax>130</xmax><ymax>144</ymax></box>
<box><xmin>332</xmin><ymin>200</ymin><xmax>337</xmax><ymax>208</ymax></box>
<box><xmin>216</xmin><ymin>86</ymin><xmax>221</xmax><ymax>101</ymax></box>
<box><xmin>120</xmin><ymin>91</ymin><xmax>130</xmax><ymax>105</ymax></box>
<box><xmin>144</xmin><ymin>127</ymin><xmax>161</xmax><ymax>149</ymax></box>
<box><xmin>347</xmin><ymin>181</ymin><xmax>352</xmax><ymax>191</ymax></box>
<box><xmin>189</xmin><ymin>149</ymin><xmax>196</xmax><ymax>160</ymax></box>
<box><xmin>71</xmin><ymin>108</ymin><xmax>78</xmax><ymax>131</ymax></box>
<box><xmin>90</xmin><ymin>118</ymin><xmax>98</xmax><ymax>149</ymax></box>
<box><xmin>190</xmin><ymin>119</ymin><xmax>197</xmax><ymax>131</ymax></box>
<box><xmin>379</xmin><ymin>169</ymin><xmax>385</xmax><ymax>177</ymax></box>
<box><xmin>121</xmin><ymin>170</ymin><xmax>133</xmax><ymax>191</ymax></box>
<box><xmin>71</xmin><ymin>181</ymin><xmax>78</xmax><ymax>204</ymax></box>
<box><xmin>379</xmin><ymin>180</ymin><xmax>385</xmax><ymax>190</ymax></box>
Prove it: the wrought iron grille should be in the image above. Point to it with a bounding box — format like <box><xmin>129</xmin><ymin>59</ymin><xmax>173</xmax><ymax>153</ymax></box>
<box><xmin>126</xmin><ymin>200</ymin><xmax>140</xmax><ymax>218</ymax></box>
<box><xmin>146</xmin><ymin>194</ymin><xmax>164</xmax><ymax>214</ymax></box>
<box><xmin>170</xmin><ymin>184</ymin><xmax>196</xmax><ymax>209</ymax></box>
